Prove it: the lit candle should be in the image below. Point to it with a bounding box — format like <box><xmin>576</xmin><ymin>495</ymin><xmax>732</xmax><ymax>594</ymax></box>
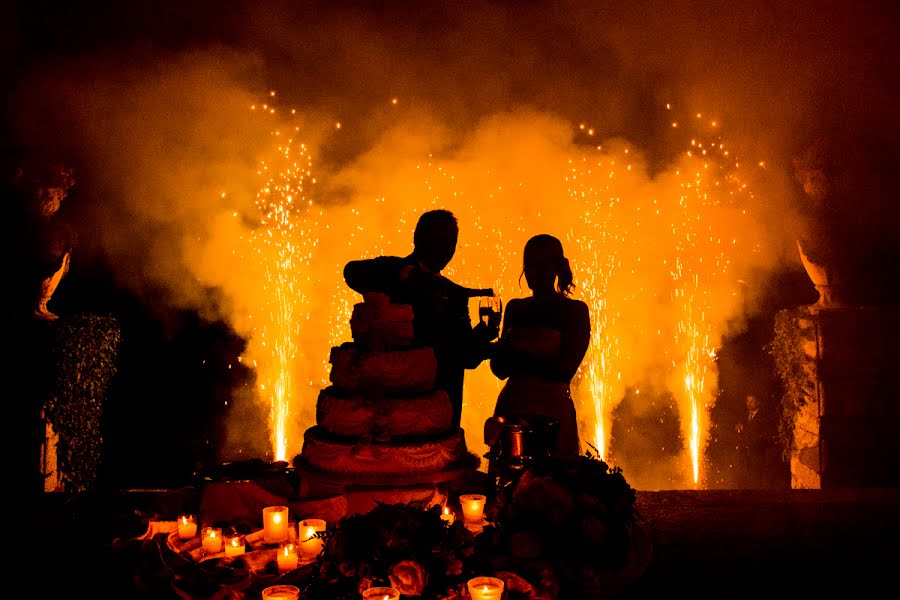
<box><xmin>298</xmin><ymin>518</ymin><xmax>326</xmax><ymax>558</ymax></box>
<box><xmin>276</xmin><ymin>542</ymin><xmax>300</xmax><ymax>573</ymax></box>
<box><xmin>261</xmin><ymin>584</ymin><xmax>300</xmax><ymax>600</ymax></box>
<box><xmin>201</xmin><ymin>527</ymin><xmax>223</xmax><ymax>554</ymax></box>
<box><xmin>467</xmin><ymin>576</ymin><xmax>505</xmax><ymax>600</ymax></box>
<box><xmin>361</xmin><ymin>587</ymin><xmax>400</xmax><ymax>600</ymax></box>
<box><xmin>459</xmin><ymin>494</ymin><xmax>486</xmax><ymax>525</ymax></box>
<box><xmin>263</xmin><ymin>505</ymin><xmax>290</xmax><ymax>544</ymax></box>
<box><xmin>224</xmin><ymin>533</ymin><xmax>245</xmax><ymax>557</ymax></box>
<box><xmin>440</xmin><ymin>506</ymin><xmax>456</xmax><ymax>525</ymax></box>
<box><xmin>177</xmin><ymin>515</ymin><xmax>197</xmax><ymax>539</ymax></box>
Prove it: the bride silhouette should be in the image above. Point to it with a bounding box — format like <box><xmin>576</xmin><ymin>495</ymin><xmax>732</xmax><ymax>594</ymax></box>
<box><xmin>490</xmin><ymin>234</ymin><xmax>590</xmax><ymax>457</ymax></box>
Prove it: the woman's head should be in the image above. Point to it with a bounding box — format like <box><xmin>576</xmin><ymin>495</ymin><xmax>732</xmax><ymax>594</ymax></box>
<box><xmin>522</xmin><ymin>234</ymin><xmax>574</xmax><ymax>296</ymax></box>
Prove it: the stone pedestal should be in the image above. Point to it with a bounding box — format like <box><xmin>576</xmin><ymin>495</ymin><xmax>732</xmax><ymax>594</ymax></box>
<box><xmin>41</xmin><ymin>418</ymin><xmax>64</xmax><ymax>492</ymax></box>
<box><xmin>778</xmin><ymin>306</ymin><xmax>900</xmax><ymax>488</ymax></box>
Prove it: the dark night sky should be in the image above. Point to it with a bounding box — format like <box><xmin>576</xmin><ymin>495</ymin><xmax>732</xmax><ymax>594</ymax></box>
<box><xmin>2</xmin><ymin>0</ymin><xmax>897</xmax><ymax>488</ymax></box>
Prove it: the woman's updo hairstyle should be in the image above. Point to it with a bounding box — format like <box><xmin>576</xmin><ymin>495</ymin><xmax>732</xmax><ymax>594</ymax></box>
<box><xmin>523</xmin><ymin>234</ymin><xmax>575</xmax><ymax>296</ymax></box>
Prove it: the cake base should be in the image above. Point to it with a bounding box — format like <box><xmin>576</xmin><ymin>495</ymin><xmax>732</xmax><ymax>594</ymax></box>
<box><xmin>293</xmin><ymin>450</ymin><xmax>481</xmax><ymax>489</ymax></box>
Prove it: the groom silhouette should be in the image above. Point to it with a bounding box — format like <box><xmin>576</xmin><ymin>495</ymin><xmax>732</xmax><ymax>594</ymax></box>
<box><xmin>343</xmin><ymin>209</ymin><xmax>499</xmax><ymax>428</ymax></box>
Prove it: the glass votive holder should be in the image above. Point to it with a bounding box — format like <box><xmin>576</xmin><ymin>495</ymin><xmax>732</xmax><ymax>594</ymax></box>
<box><xmin>298</xmin><ymin>518</ymin><xmax>327</xmax><ymax>558</ymax></box>
<box><xmin>263</xmin><ymin>505</ymin><xmax>290</xmax><ymax>544</ymax></box>
<box><xmin>177</xmin><ymin>514</ymin><xmax>197</xmax><ymax>539</ymax></box>
<box><xmin>201</xmin><ymin>527</ymin><xmax>223</xmax><ymax>554</ymax></box>
<box><xmin>459</xmin><ymin>494</ymin><xmax>487</xmax><ymax>524</ymax></box>
<box><xmin>440</xmin><ymin>505</ymin><xmax>456</xmax><ymax>525</ymax></box>
<box><xmin>276</xmin><ymin>541</ymin><xmax>300</xmax><ymax>573</ymax></box>
<box><xmin>361</xmin><ymin>587</ymin><xmax>401</xmax><ymax>600</ymax></box>
<box><xmin>468</xmin><ymin>576</ymin><xmax>505</xmax><ymax>600</ymax></box>
<box><xmin>223</xmin><ymin>533</ymin><xmax>245</xmax><ymax>557</ymax></box>
<box><xmin>261</xmin><ymin>584</ymin><xmax>301</xmax><ymax>600</ymax></box>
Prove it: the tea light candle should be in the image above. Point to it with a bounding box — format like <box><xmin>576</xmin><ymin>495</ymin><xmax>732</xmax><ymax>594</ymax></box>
<box><xmin>467</xmin><ymin>576</ymin><xmax>505</xmax><ymax>600</ymax></box>
<box><xmin>177</xmin><ymin>515</ymin><xmax>197</xmax><ymax>539</ymax></box>
<box><xmin>440</xmin><ymin>506</ymin><xmax>456</xmax><ymax>525</ymax></box>
<box><xmin>224</xmin><ymin>533</ymin><xmax>245</xmax><ymax>557</ymax></box>
<box><xmin>277</xmin><ymin>542</ymin><xmax>300</xmax><ymax>573</ymax></box>
<box><xmin>201</xmin><ymin>527</ymin><xmax>223</xmax><ymax>554</ymax></box>
<box><xmin>361</xmin><ymin>587</ymin><xmax>401</xmax><ymax>600</ymax></box>
<box><xmin>261</xmin><ymin>584</ymin><xmax>300</xmax><ymax>600</ymax></box>
<box><xmin>459</xmin><ymin>494</ymin><xmax>486</xmax><ymax>524</ymax></box>
<box><xmin>298</xmin><ymin>518</ymin><xmax>326</xmax><ymax>558</ymax></box>
<box><xmin>263</xmin><ymin>505</ymin><xmax>290</xmax><ymax>544</ymax></box>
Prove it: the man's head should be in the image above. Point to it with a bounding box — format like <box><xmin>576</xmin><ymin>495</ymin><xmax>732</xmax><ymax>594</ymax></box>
<box><xmin>413</xmin><ymin>209</ymin><xmax>458</xmax><ymax>272</ymax></box>
<box><xmin>746</xmin><ymin>394</ymin><xmax>760</xmax><ymax>412</ymax></box>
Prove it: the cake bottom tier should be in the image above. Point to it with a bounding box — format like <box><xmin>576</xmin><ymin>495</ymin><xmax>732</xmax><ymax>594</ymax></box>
<box><xmin>298</xmin><ymin>426</ymin><xmax>471</xmax><ymax>477</ymax></box>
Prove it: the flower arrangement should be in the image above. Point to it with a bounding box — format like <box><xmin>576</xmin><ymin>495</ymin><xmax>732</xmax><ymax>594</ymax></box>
<box><xmin>304</xmin><ymin>503</ymin><xmax>479</xmax><ymax>599</ymax></box>
<box><xmin>477</xmin><ymin>452</ymin><xmax>650</xmax><ymax>599</ymax></box>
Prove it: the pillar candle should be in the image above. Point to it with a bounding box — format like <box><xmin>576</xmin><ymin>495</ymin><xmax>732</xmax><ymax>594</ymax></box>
<box><xmin>177</xmin><ymin>515</ymin><xmax>197</xmax><ymax>539</ymax></box>
<box><xmin>263</xmin><ymin>505</ymin><xmax>290</xmax><ymax>544</ymax></box>
<box><xmin>361</xmin><ymin>587</ymin><xmax>400</xmax><ymax>599</ymax></box>
<box><xmin>459</xmin><ymin>494</ymin><xmax>486</xmax><ymax>524</ymax></box>
<box><xmin>298</xmin><ymin>518</ymin><xmax>326</xmax><ymax>558</ymax></box>
<box><xmin>440</xmin><ymin>506</ymin><xmax>456</xmax><ymax>525</ymax></box>
<box><xmin>261</xmin><ymin>585</ymin><xmax>300</xmax><ymax>600</ymax></box>
<box><xmin>224</xmin><ymin>533</ymin><xmax>245</xmax><ymax>557</ymax></box>
<box><xmin>277</xmin><ymin>542</ymin><xmax>300</xmax><ymax>573</ymax></box>
<box><xmin>201</xmin><ymin>527</ymin><xmax>223</xmax><ymax>554</ymax></box>
<box><xmin>467</xmin><ymin>577</ymin><xmax>505</xmax><ymax>600</ymax></box>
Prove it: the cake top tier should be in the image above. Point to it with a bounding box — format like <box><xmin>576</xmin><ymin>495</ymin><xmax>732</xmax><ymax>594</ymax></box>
<box><xmin>350</xmin><ymin>292</ymin><xmax>415</xmax><ymax>351</ymax></box>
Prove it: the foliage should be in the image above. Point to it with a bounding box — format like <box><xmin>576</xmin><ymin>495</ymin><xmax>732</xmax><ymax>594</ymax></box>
<box><xmin>44</xmin><ymin>313</ymin><xmax>121</xmax><ymax>493</ymax></box>
<box><xmin>766</xmin><ymin>307</ymin><xmax>817</xmax><ymax>460</ymax></box>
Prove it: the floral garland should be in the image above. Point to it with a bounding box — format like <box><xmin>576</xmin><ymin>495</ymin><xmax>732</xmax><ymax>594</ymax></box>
<box><xmin>300</xmin><ymin>453</ymin><xmax>646</xmax><ymax>599</ymax></box>
<box><xmin>305</xmin><ymin>503</ymin><xmax>479</xmax><ymax>599</ymax></box>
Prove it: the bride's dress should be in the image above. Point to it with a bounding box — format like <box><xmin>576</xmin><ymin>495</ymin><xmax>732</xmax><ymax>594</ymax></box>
<box><xmin>493</xmin><ymin>326</ymin><xmax>580</xmax><ymax>456</ymax></box>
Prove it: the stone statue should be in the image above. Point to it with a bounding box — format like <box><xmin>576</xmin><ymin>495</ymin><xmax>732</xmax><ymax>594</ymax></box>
<box><xmin>11</xmin><ymin>160</ymin><xmax>76</xmax><ymax>320</ymax></box>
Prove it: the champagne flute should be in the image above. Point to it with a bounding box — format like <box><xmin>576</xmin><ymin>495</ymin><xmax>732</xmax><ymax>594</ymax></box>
<box><xmin>478</xmin><ymin>294</ymin><xmax>503</xmax><ymax>328</ymax></box>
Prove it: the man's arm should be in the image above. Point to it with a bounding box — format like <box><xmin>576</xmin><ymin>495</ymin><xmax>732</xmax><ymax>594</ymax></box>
<box><xmin>343</xmin><ymin>256</ymin><xmax>409</xmax><ymax>296</ymax></box>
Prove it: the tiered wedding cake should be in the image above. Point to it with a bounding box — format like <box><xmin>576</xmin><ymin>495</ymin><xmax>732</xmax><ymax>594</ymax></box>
<box><xmin>297</xmin><ymin>293</ymin><xmax>476</xmax><ymax>484</ymax></box>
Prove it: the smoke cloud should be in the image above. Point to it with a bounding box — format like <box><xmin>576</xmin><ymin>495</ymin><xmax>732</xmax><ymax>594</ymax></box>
<box><xmin>4</xmin><ymin>0</ymin><xmax>897</xmax><ymax>488</ymax></box>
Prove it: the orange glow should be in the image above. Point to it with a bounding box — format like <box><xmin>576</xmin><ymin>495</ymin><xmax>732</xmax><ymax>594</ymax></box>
<box><xmin>222</xmin><ymin>100</ymin><xmax>760</xmax><ymax>487</ymax></box>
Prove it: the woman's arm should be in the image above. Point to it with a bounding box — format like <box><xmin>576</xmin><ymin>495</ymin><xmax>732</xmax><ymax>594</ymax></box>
<box><xmin>554</xmin><ymin>300</ymin><xmax>591</xmax><ymax>381</ymax></box>
<box><xmin>489</xmin><ymin>299</ymin><xmax>521</xmax><ymax>380</ymax></box>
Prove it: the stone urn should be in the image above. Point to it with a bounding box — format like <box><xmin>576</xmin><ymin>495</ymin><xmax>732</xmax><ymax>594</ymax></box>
<box><xmin>796</xmin><ymin>240</ymin><xmax>850</xmax><ymax>308</ymax></box>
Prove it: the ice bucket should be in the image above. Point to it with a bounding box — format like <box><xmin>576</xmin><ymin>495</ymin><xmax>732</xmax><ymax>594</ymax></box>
<box><xmin>484</xmin><ymin>413</ymin><xmax>560</xmax><ymax>476</ymax></box>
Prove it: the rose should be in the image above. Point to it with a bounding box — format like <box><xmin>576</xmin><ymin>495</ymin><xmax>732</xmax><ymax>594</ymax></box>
<box><xmin>445</xmin><ymin>556</ymin><xmax>463</xmax><ymax>577</ymax></box>
<box><xmin>579</xmin><ymin>515</ymin><xmax>609</xmax><ymax>546</ymax></box>
<box><xmin>388</xmin><ymin>560</ymin><xmax>428</xmax><ymax>596</ymax></box>
<box><xmin>356</xmin><ymin>577</ymin><xmax>373</xmax><ymax>595</ymax></box>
